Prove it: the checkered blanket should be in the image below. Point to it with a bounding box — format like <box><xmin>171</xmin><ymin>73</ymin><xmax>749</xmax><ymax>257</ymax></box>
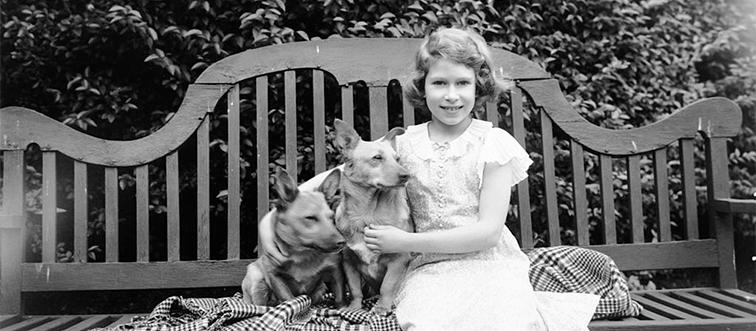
<box><xmin>97</xmin><ymin>246</ymin><xmax>641</xmax><ymax>331</ymax></box>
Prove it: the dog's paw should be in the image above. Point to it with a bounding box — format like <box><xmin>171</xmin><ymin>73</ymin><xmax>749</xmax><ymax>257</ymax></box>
<box><xmin>346</xmin><ymin>299</ymin><xmax>363</xmax><ymax>310</ymax></box>
<box><xmin>369</xmin><ymin>305</ymin><xmax>392</xmax><ymax>317</ymax></box>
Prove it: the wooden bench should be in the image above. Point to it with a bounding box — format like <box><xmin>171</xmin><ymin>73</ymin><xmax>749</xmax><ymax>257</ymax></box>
<box><xmin>1</xmin><ymin>38</ymin><xmax>754</xmax><ymax>330</ymax></box>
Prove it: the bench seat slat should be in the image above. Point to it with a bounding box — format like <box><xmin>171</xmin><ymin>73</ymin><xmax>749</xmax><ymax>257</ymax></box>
<box><xmin>0</xmin><ymin>315</ymin><xmax>23</xmax><ymax>328</ymax></box>
<box><xmin>60</xmin><ymin>315</ymin><xmax>111</xmax><ymax>331</ymax></box>
<box><xmin>633</xmin><ymin>294</ymin><xmax>700</xmax><ymax>320</ymax></box>
<box><xmin>671</xmin><ymin>291</ymin><xmax>752</xmax><ymax>318</ymax></box>
<box><xmin>697</xmin><ymin>290</ymin><xmax>756</xmax><ymax>315</ymax></box>
<box><xmin>589</xmin><ymin>317</ymin><xmax>756</xmax><ymax>331</ymax></box>
<box><xmin>722</xmin><ymin>289</ymin><xmax>756</xmax><ymax>304</ymax></box>
<box><xmin>630</xmin><ymin>295</ymin><xmax>676</xmax><ymax>320</ymax></box>
<box><xmin>644</xmin><ymin>292</ymin><xmax>729</xmax><ymax>319</ymax></box>
<box><xmin>27</xmin><ymin>316</ymin><xmax>81</xmax><ymax>331</ymax></box>
<box><xmin>1</xmin><ymin>316</ymin><xmax>53</xmax><ymax>331</ymax></box>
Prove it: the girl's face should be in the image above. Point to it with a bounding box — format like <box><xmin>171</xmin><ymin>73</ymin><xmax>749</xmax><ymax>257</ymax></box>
<box><xmin>424</xmin><ymin>58</ymin><xmax>476</xmax><ymax>129</ymax></box>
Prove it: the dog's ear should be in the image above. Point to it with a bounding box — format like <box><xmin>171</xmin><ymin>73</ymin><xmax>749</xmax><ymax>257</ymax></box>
<box><xmin>382</xmin><ymin>127</ymin><xmax>405</xmax><ymax>150</ymax></box>
<box><xmin>333</xmin><ymin>119</ymin><xmax>360</xmax><ymax>153</ymax></box>
<box><xmin>318</xmin><ymin>168</ymin><xmax>341</xmax><ymax>209</ymax></box>
<box><xmin>273</xmin><ymin>167</ymin><xmax>299</xmax><ymax>210</ymax></box>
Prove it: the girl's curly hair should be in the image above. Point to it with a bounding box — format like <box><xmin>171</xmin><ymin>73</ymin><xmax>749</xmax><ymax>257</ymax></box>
<box><xmin>403</xmin><ymin>28</ymin><xmax>511</xmax><ymax>114</ymax></box>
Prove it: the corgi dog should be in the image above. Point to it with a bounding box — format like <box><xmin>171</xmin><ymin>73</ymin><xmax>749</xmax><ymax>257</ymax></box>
<box><xmin>332</xmin><ymin>119</ymin><xmax>413</xmax><ymax>315</ymax></box>
<box><xmin>242</xmin><ymin>167</ymin><xmax>346</xmax><ymax>306</ymax></box>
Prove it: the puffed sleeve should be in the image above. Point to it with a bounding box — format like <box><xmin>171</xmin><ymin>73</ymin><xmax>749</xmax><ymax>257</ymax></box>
<box><xmin>477</xmin><ymin>128</ymin><xmax>533</xmax><ymax>189</ymax></box>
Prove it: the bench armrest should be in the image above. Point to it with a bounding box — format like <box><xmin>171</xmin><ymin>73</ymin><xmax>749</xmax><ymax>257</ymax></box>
<box><xmin>712</xmin><ymin>198</ymin><xmax>756</xmax><ymax>214</ymax></box>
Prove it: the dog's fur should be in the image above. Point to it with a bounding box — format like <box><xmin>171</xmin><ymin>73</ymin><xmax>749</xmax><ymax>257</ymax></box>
<box><xmin>242</xmin><ymin>168</ymin><xmax>347</xmax><ymax>306</ymax></box>
<box><xmin>333</xmin><ymin>119</ymin><xmax>413</xmax><ymax>315</ymax></box>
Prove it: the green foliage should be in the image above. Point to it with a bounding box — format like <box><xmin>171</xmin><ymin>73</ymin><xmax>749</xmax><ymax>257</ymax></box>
<box><xmin>1</xmin><ymin>0</ymin><xmax>754</xmax><ymax>287</ymax></box>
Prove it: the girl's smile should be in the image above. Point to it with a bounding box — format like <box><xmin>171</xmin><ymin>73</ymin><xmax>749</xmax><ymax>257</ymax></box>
<box><xmin>424</xmin><ymin>58</ymin><xmax>476</xmax><ymax>140</ymax></box>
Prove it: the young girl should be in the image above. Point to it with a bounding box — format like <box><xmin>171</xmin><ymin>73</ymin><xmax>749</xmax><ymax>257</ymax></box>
<box><xmin>261</xmin><ymin>28</ymin><xmax>599</xmax><ymax>330</ymax></box>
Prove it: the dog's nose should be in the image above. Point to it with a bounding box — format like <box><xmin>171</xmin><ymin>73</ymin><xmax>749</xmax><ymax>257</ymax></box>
<box><xmin>399</xmin><ymin>173</ymin><xmax>410</xmax><ymax>182</ymax></box>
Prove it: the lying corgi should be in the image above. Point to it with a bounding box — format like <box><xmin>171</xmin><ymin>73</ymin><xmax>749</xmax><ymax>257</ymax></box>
<box><xmin>332</xmin><ymin>119</ymin><xmax>413</xmax><ymax>315</ymax></box>
<box><xmin>241</xmin><ymin>167</ymin><xmax>346</xmax><ymax>306</ymax></box>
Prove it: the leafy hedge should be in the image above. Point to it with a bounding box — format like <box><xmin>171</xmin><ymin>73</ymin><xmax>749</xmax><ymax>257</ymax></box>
<box><xmin>2</xmin><ymin>0</ymin><xmax>755</xmax><ymax>290</ymax></box>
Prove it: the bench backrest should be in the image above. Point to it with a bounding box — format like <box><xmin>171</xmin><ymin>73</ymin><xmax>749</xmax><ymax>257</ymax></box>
<box><xmin>0</xmin><ymin>38</ymin><xmax>742</xmax><ymax>313</ymax></box>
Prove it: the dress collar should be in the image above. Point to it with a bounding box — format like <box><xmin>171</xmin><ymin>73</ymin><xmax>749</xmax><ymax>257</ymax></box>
<box><xmin>405</xmin><ymin>119</ymin><xmax>492</xmax><ymax>160</ymax></box>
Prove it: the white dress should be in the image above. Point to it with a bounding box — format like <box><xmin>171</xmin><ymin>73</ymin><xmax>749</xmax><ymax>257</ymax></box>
<box><xmin>393</xmin><ymin>119</ymin><xmax>599</xmax><ymax>331</ymax></box>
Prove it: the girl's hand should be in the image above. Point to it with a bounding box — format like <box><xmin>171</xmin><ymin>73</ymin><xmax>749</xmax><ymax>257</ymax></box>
<box><xmin>364</xmin><ymin>224</ymin><xmax>410</xmax><ymax>253</ymax></box>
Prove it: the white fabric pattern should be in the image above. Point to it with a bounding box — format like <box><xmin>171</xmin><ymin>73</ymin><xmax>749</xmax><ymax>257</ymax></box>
<box><xmin>393</xmin><ymin>119</ymin><xmax>599</xmax><ymax>330</ymax></box>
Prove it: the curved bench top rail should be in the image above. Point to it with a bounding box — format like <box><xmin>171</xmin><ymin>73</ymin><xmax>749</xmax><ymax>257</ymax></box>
<box><xmin>1</xmin><ymin>83</ymin><xmax>230</xmax><ymax>166</ymax></box>
<box><xmin>520</xmin><ymin>79</ymin><xmax>742</xmax><ymax>156</ymax></box>
<box><xmin>195</xmin><ymin>38</ymin><xmax>551</xmax><ymax>86</ymax></box>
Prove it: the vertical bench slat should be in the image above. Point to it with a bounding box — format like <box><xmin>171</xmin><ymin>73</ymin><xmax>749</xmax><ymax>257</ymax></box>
<box><xmin>197</xmin><ymin>117</ymin><xmax>210</xmax><ymax>260</ymax></box>
<box><xmin>627</xmin><ymin>155</ymin><xmax>644</xmax><ymax>243</ymax></box>
<box><xmin>540</xmin><ymin>111</ymin><xmax>560</xmax><ymax>246</ymax></box>
<box><xmin>707</xmin><ymin>138</ymin><xmax>737</xmax><ymax>288</ymax></box>
<box><xmin>2</xmin><ymin>151</ymin><xmax>25</xmax><ymax>221</ymax></box>
<box><xmin>369</xmin><ymin>86</ymin><xmax>388</xmax><ymax>139</ymax></box>
<box><xmin>166</xmin><ymin>151</ymin><xmax>180</xmax><ymax>262</ymax></box>
<box><xmin>654</xmin><ymin>149</ymin><xmax>671</xmax><ymax>242</ymax></box>
<box><xmin>256</xmin><ymin>76</ymin><xmax>270</xmax><ymax>223</ymax></box>
<box><xmin>510</xmin><ymin>89</ymin><xmax>532</xmax><ymax>248</ymax></box>
<box><xmin>680</xmin><ymin>138</ymin><xmax>698</xmax><ymax>240</ymax></box>
<box><xmin>136</xmin><ymin>164</ymin><xmax>149</xmax><ymax>262</ymax></box>
<box><xmin>402</xmin><ymin>91</ymin><xmax>414</xmax><ymax>127</ymax></box>
<box><xmin>341</xmin><ymin>85</ymin><xmax>354</xmax><ymax>126</ymax></box>
<box><xmin>105</xmin><ymin>167</ymin><xmax>119</xmax><ymax>262</ymax></box>
<box><xmin>284</xmin><ymin>71</ymin><xmax>298</xmax><ymax>182</ymax></box>
<box><xmin>599</xmin><ymin>155</ymin><xmax>616</xmax><ymax>244</ymax></box>
<box><xmin>1</xmin><ymin>150</ymin><xmax>24</xmax><ymax>314</ymax></box>
<box><xmin>227</xmin><ymin>84</ymin><xmax>241</xmax><ymax>260</ymax></box>
<box><xmin>74</xmin><ymin>161</ymin><xmax>87</xmax><ymax>262</ymax></box>
<box><xmin>571</xmin><ymin>142</ymin><xmax>589</xmax><ymax>245</ymax></box>
<box><xmin>313</xmin><ymin>70</ymin><xmax>326</xmax><ymax>174</ymax></box>
<box><xmin>42</xmin><ymin>151</ymin><xmax>57</xmax><ymax>263</ymax></box>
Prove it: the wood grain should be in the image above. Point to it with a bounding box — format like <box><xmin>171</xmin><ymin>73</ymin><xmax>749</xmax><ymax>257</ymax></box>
<box><xmin>0</xmin><ymin>84</ymin><xmax>228</xmax><ymax>165</ymax></box>
<box><xmin>196</xmin><ymin>38</ymin><xmax>549</xmax><ymax>86</ymax></box>
<box><xmin>520</xmin><ymin>79</ymin><xmax>742</xmax><ymax>155</ymax></box>
<box><xmin>21</xmin><ymin>260</ymin><xmax>251</xmax><ymax>291</ymax></box>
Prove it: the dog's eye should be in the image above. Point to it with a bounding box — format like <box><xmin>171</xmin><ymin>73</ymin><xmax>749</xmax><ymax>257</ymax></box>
<box><xmin>373</xmin><ymin>155</ymin><xmax>383</xmax><ymax>161</ymax></box>
<box><xmin>305</xmin><ymin>216</ymin><xmax>318</xmax><ymax>222</ymax></box>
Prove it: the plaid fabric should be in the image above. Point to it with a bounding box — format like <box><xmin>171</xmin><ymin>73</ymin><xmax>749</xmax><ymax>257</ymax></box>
<box><xmin>527</xmin><ymin>246</ymin><xmax>643</xmax><ymax>320</ymax></box>
<box><xmin>94</xmin><ymin>293</ymin><xmax>401</xmax><ymax>331</ymax></box>
<box><xmin>97</xmin><ymin>246</ymin><xmax>639</xmax><ymax>330</ymax></box>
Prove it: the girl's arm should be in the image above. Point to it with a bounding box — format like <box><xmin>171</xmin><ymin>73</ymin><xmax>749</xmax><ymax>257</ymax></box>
<box><xmin>365</xmin><ymin>162</ymin><xmax>514</xmax><ymax>254</ymax></box>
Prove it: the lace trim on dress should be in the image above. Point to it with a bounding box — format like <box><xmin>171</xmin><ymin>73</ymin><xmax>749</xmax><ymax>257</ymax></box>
<box><xmin>404</xmin><ymin>119</ymin><xmax>492</xmax><ymax>161</ymax></box>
